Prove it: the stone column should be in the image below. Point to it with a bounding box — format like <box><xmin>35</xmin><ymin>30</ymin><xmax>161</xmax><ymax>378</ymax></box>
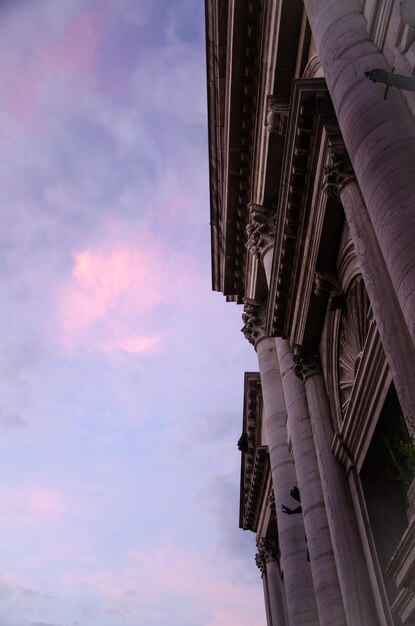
<box><xmin>276</xmin><ymin>338</ymin><xmax>346</xmax><ymax>626</ymax></box>
<box><xmin>253</xmin><ymin>234</ymin><xmax>346</xmax><ymax>624</ymax></box>
<box><xmin>242</xmin><ymin>306</ymin><xmax>319</xmax><ymax>626</ymax></box>
<box><xmin>256</xmin><ymin>548</ymin><xmax>274</xmax><ymax>626</ymax></box>
<box><xmin>258</xmin><ymin>538</ymin><xmax>287</xmax><ymax>626</ymax></box>
<box><xmin>294</xmin><ymin>348</ymin><xmax>379</xmax><ymax>625</ymax></box>
<box><xmin>324</xmin><ymin>157</ymin><xmax>415</xmax><ymax>432</ymax></box>
<box><xmin>302</xmin><ymin>0</ymin><xmax>415</xmax><ymax>347</ymax></box>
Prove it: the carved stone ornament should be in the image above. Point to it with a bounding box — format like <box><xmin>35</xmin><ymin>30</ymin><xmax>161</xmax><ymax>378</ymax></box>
<box><xmin>314</xmin><ymin>271</ymin><xmax>345</xmax><ymax>311</ymax></box>
<box><xmin>246</xmin><ymin>203</ymin><xmax>277</xmax><ymax>258</ymax></box>
<box><xmin>293</xmin><ymin>345</ymin><xmax>322</xmax><ymax>381</ymax></box>
<box><xmin>237</xmin><ymin>432</ymin><xmax>249</xmax><ymax>453</ymax></box>
<box><xmin>266</xmin><ymin>96</ymin><xmax>289</xmax><ymax>135</ymax></box>
<box><xmin>338</xmin><ymin>276</ymin><xmax>371</xmax><ymax>418</ymax></box>
<box><xmin>322</xmin><ymin>149</ymin><xmax>355</xmax><ymax>199</ymax></box>
<box><xmin>259</xmin><ymin>537</ymin><xmax>280</xmax><ymax>561</ymax></box>
<box><xmin>268</xmin><ymin>487</ymin><xmax>276</xmax><ymax>517</ymax></box>
<box><xmin>255</xmin><ymin>547</ymin><xmax>266</xmax><ymax>573</ymax></box>
<box><xmin>241</xmin><ymin>299</ymin><xmax>267</xmax><ymax>346</ymax></box>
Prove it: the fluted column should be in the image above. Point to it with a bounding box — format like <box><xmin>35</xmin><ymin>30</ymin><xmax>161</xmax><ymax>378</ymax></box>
<box><xmin>256</xmin><ymin>239</ymin><xmax>346</xmax><ymax>625</ymax></box>
<box><xmin>256</xmin><ymin>337</ymin><xmax>318</xmax><ymax>626</ymax></box>
<box><xmin>302</xmin><ymin>0</ymin><xmax>415</xmax><ymax>347</ymax></box>
<box><xmin>257</xmin><ymin>538</ymin><xmax>287</xmax><ymax>626</ymax></box>
<box><xmin>242</xmin><ymin>304</ymin><xmax>319</xmax><ymax>626</ymax></box>
<box><xmin>294</xmin><ymin>348</ymin><xmax>379</xmax><ymax>625</ymax></box>
<box><xmin>276</xmin><ymin>338</ymin><xmax>346</xmax><ymax>626</ymax></box>
<box><xmin>256</xmin><ymin>547</ymin><xmax>274</xmax><ymax>626</ymax></box>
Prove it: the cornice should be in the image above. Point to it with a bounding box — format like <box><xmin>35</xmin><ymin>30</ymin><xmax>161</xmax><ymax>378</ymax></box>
<box><xmin>266</xmin><ymin>79</ymin><xmax>350</xmax><ymax>341</ymax></box>
<box><xmin>205</xmin><ymin>0</ymin><xmax>229</xmax><ymax>292</ymax></box>
<box><xmin>221</xmin><ymin>0</ymin><xmax>264</xmax><ymax>299</ymax></box>
<box><xmin>243</xmin><ymin>446</ymin><xmax>269</xmax><ymax>531</ymax></box>
<box><xmin>266</xmin><ymin>78</ymin><xmax>329</xmax><ymax>336</ymax></box>
<box><xmin>240</xmin><ymin>372</ymin><xmax>270</xmax><ymax>532</ymax></box>
<box><xmin>208</xmin><ymin>0</ymin><xmax>306</xmax><ymax>300</ymax></box>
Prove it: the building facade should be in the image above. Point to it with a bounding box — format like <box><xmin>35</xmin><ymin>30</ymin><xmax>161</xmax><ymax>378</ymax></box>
<box><xmin>205</xmin><ymin>1</ymin><xmax>415</xmax><ymax>625</ymax></box>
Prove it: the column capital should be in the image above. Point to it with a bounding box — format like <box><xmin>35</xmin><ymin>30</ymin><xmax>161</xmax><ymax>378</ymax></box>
<box><xmin>293</xmin><ymin>345</ymin><xmax>322</xmax><ymax>381</ymax></box>
<box><xmin>322</xmin><ymin>149</ymin><xmax>355</xmax><ymax>199</ymax></box>
<box><xmin>268</xmin><ymin>487</ymin><xmax>276</xmax><ymax>518</ymax></box>
<box><xmin>246</xmin><ymin>203</ymin><xmax>277</xmax><ymax>259</ymax></box>
<box><xmin>241</xmin><ymin>299</ymin><xmax>267</xmax><ymax>347</ymax></box>
<box><xmin>255</xmin><ymin>547</ymin><xmax>266</xmax><ymax>574</ymax></box>
<box><xmin>259</xmin><ymin>537</ymin><xmax>280</xmax><ymax>562</ymax></box>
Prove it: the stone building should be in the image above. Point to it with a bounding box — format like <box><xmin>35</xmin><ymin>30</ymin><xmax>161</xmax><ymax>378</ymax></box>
<box><xmin>205</xmin><ymin>1</ymin><xmax>415</xmax><ymax>625</ymax></box>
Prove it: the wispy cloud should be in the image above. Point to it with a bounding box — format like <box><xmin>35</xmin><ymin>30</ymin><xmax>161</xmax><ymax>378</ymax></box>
<box><xmin>0</xmin><ymin>487</ymin><xmax>67</xmax><ymax>527</ymax></box>
<box><xmin>58</xmin><ymin>234</ymin><xmax>198</xmax><ymax>353</ymax></box>
<box><xmin>58</xmin><ymin>541</ymin><xmax>265</xmax><ymax>626</ymax></box>
<box><xmin>0</xmin><ymin>2</ymin><xmax>263</xmax><ymax>626</ymax></box>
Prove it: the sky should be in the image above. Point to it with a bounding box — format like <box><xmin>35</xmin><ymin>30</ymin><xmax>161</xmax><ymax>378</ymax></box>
<box><xmin>0</xmin><ymin>1</ymin><xmax>264</xmax><ymax>625</ymax></box>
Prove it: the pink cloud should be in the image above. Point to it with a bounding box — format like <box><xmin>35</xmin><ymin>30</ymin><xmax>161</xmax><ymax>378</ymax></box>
<box><xmin>101</xmin><ymin>333</ymin><xmax>162</xmax><ymax>354</ymax></box>
<box><xmin>0</xmin><ymin>486</ymin><xmax>67</xmax><ymax>527</ymax></box>
<box><xmin>59</xmin><ymin>234</ymin><xmax>197</xmax><ymax>354</ymax></box>
<box><xmin>58</xmin><ymin>541</ymin><xmax>265</xmax><ymax>626</ymax></box>
<box><xmin>0</xmin><ymin>6</ymin><xmax>106</xmax><ymax>135</ymax></box>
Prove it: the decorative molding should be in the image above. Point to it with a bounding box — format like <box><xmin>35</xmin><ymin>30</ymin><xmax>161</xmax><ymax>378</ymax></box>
<box><xmin>266</xmin><ymin>96</ymin><xmax>289</xmax><ymax>135</ymax></box>
<box><xmin>242</xmin><ymin>299</ymin><xmax>267</xmax><ymax>346</ymax></box>
<box><xmin>323</xmin><ymin>235</ymin><xmax>360</xmax><ymax>432</ymax></box>
<box><xmin>314</xmin><ymin>271</ymin><xmax>345</xmax><ymax>311</ymax></box>
<box><xmin>303</xmin><ymin>54</ymin><xmax>322</xmax><ymax>78</ymax></box>
<box><xmin>266</xmin><ymin>79</ymin><xmax>344</xmax><ymax>338</ymax></box>
<box><xmin>388</xmin><ymin>480</ymin><xmax>415</xmax><ymax>623</ymax></box>
<box><xmin>366</xmin><ymin>0</ymin><xmax>394</xmax><ymax>50</ymax></box>
<box><xmin>322</xmin><ymin>149</ymin><xmax>355</xmax><ymax>200</ymax></box>
<box><xmin>259</xmin><ymin>537</ymin><xmax>280</xmax><ymax>561</ymax></box>
<box><xmin>246</xmin><ymin>203</ymin><xmax>277</xmax><ymax>258</ymax></box>
<box><xmin>293</xmin><ymin>345</ymin><xmax>322</xmax><ymax>381</ymax></box>
<box><xmin>244</xmin><ymin>446</ymin><xmax>269</xmax><ymax>530</ymax></box>
<box><xmin>209</xmin><ymin>0</ymin><xmax>264</xmax><ymax>298</ymax></box>
<box><xmin>268</xmin><ymin>487</ymin><xmax>276</xmax><ymax>517</ymax></box>
<box><xmin>337</xmin><ymin>277</ymin><xmax>371</xmax><ymax>419</ymax></box>
<box><xmin>240</xmin><ymin>373</ymin><xmax>270</xmax><ymax>532</ymax></box>
<box><xmin>331</xmin><ymin>275</ymin><xmax>392</xmax><ymax>473</ymax></box>
<box><xmin>255</xmin><ymin>546</ymin><xmax>266</xmax><ymax>574</ymax></box>
<box><xmin>237</xmin><ymin>432</ymin><xmax>249</xmax><ymax>453</ymax></box>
